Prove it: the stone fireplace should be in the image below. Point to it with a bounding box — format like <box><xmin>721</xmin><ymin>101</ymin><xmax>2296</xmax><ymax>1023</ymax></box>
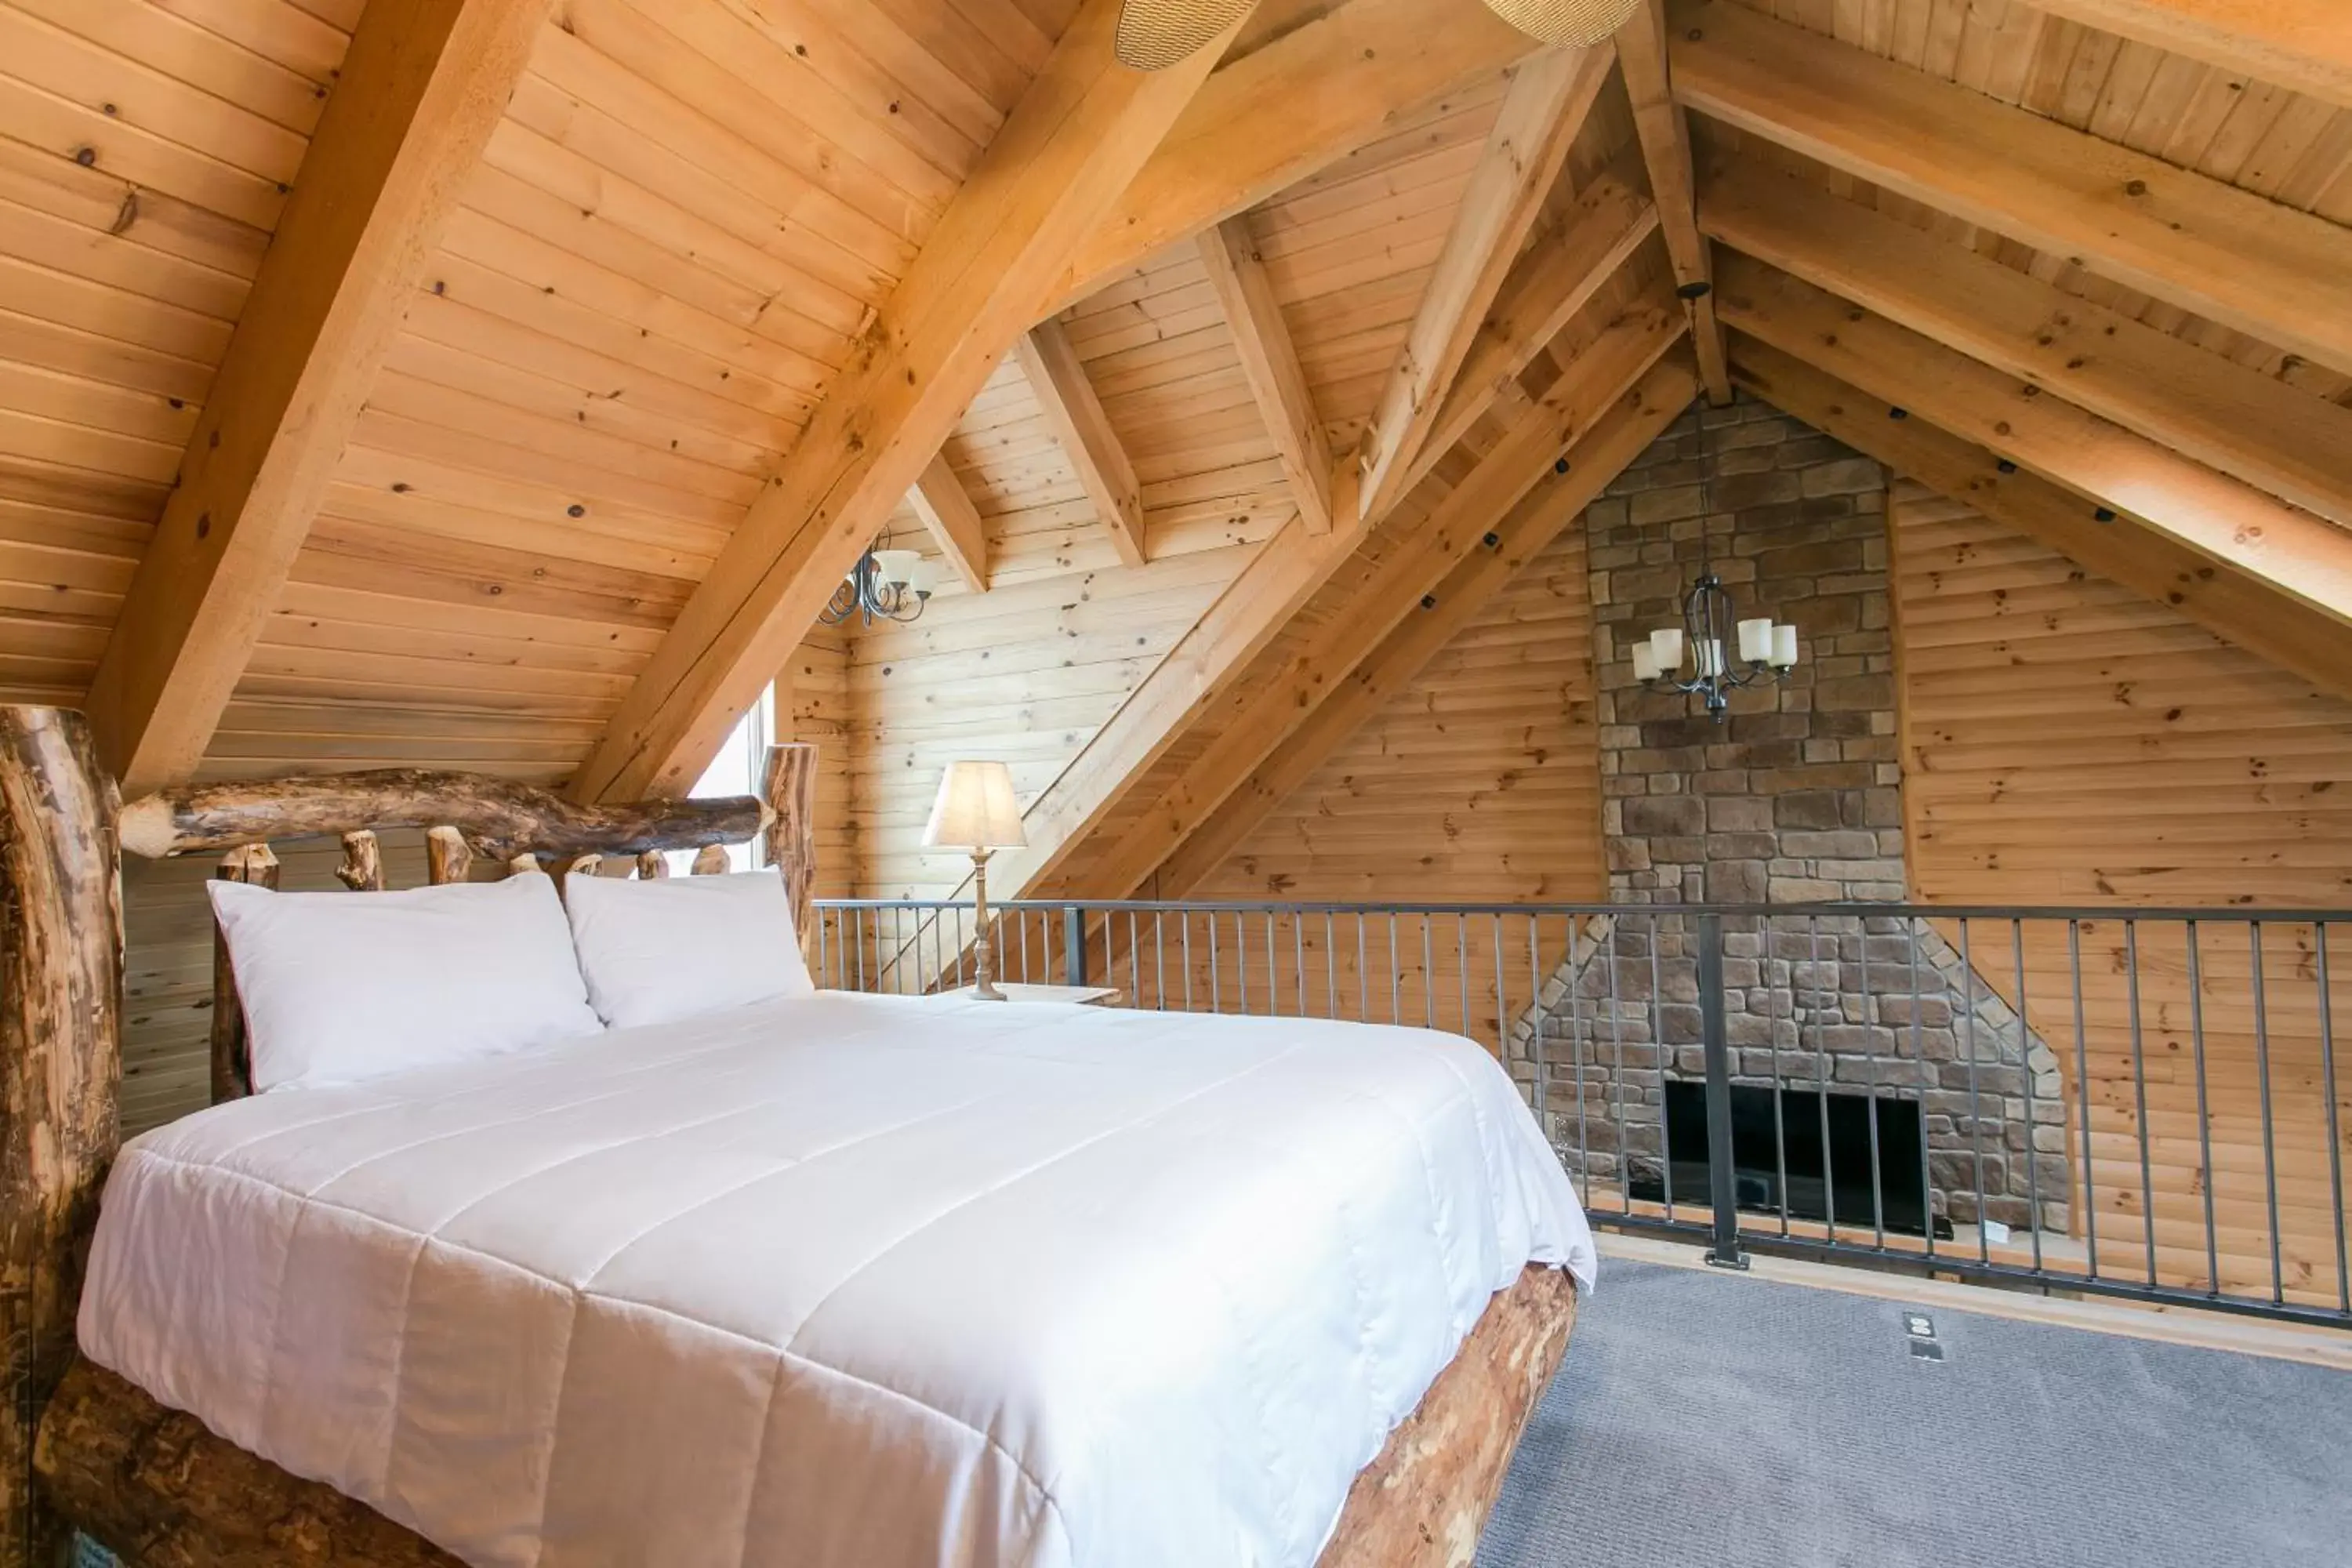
<box><xmin>1515</xmin><ymin>395</ymin><xmax>2069</xmax><ymax>1234</ymax></box>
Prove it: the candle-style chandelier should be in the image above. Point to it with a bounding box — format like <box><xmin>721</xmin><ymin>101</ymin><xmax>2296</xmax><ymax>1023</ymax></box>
<box><xmin>819</xmin><ymin>531</ymin><xmax>934</xmax><ymax>627</ymax></box>
<box><xmin>1628</xmin><ymin>411</ymin><xmax>1802</xmax><ymax>720</ymax></box>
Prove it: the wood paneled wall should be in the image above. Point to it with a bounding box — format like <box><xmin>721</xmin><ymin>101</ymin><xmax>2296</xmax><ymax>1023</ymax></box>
<box><xmin>1892</xmin><ymin>478</ymin><xmax>2352</xmax><ymax>1308</ymax></box>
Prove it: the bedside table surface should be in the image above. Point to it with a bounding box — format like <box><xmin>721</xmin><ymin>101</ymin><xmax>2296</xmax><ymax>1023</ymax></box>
<box><xmin>941</xmin><ymin>982</ymin><xmax>1123</xmax><ymax>1006</ymax></box>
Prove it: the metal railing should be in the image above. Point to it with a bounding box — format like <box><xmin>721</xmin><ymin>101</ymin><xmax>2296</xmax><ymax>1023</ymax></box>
<box><xmin>811</xmin><ymin>897</ymin><xmax>2352</xmax><ymax>1330</ymax></box>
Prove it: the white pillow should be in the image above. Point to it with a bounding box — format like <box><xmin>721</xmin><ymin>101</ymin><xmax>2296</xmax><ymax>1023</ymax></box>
<box><xmin>561</xmin><ymin>869</ymin><xmax>815</xmax><ymax>1029</ymax></box>
<box><xmin>209</xmin><ymin>872</ymin><xmax>603</xmax><ymax>1092</ymax></box>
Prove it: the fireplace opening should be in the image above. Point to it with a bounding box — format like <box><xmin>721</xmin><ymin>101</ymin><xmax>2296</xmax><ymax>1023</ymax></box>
<box><xmin>1631</xmin><ymin>1081</ymin><xmax>1950</xmax><ymax>1240</ymax></box>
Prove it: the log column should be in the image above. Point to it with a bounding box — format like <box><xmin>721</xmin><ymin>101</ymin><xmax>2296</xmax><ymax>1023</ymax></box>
<box><xmin>0</xmin><ymin>706</ymin><xmax>122</xmax><ymax>1564</ymax></box>
<box><xmin>762</xmin><ymin>744</ymin><xmax>818</xmax><ymax>945</ymax></box>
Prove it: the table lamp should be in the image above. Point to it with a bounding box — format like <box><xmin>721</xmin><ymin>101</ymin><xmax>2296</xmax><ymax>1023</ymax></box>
<box><xmin>922</xmin><ymin>760</ymin><xmax>1027</xmax><ymax>1000</ymax></box>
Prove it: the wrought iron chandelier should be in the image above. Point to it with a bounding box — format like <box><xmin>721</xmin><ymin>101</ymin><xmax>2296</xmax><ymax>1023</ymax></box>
<box><xmin>1629</xmin><ymin>412</ymin><xmax>1801</xmax><ymax>720</ymax></box>
<box><xmin>819</xmin><ymin>532</ymin><xmax>933</xmax><ymax>627</ymax></box>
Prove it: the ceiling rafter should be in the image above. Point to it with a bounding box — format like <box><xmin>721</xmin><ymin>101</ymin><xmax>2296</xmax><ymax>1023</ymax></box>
<box><xmin>1669</xmin><ymin>0</ymin><xmax>2352</xmax><ymax>382</ymax></box>
<box><xmin>1615</xmin><ymin>0</ymin><xmax>1730</xmax><ymax>405</ymax></box>
<box><xmin>1731</xmin><ymin>335</ymin><xmax>2352</xmax><ymax>709</ymax></box>
<box><xmin>2024</xmin><ymin>0</ymin><xmax>2352</xmax><ymax>111</ymax></box>
<box><xmin>1147</xmin><ymin>351</ymin><xmax>1699</xmax><ymax>901</ymax></box>
<box><xmin>1713</xmin><ymin>256</ymin><xmax>2352</xmax><ymax>665</ymax></box>
<box><xmin>79</xmin><ymin>0</ymin><xmax>554</xmax><ymax>797</ymax></box>
<box><xmin>1350</xmin><ymin>43</ymin><xmax>1616</xmax><ymax>528</ymax></box>
<box><xmin>906</xmin><ymin>454</ymin><xmax>989</xmax><ymax>594</ymax></box>
<box><xmin>566</xmin><ymin>0</ymin><xmax>1247</xmax><ymax>804</ymax></box>
<box><xmin>1015</xmin><ymin>318</ymin><xmax>1147</xmax><ymax>568</ymax></box>
<box><xmin>1054</xmin><ymin>0</ymin><xmax>1544</xmax><ymax>312</ymax></box>
<box><xmin>1043</xmin><ymin>294</ymin><xmax>1688</xmax><ymax>906</ymax></box>
<box><xmin>1196</xmin><ymin>215</ymin><xmax>1334</xmax><ymax>535</ymax></box>
<box><xmin>1410</xmin><ymin>154</ymin><xmax>1657</xmax><ymax>499</ymax></box>
<box><xmin>1699</xmin><ymin>154</ymin><xmax>2352</xmax><ymax>532</ymax></box>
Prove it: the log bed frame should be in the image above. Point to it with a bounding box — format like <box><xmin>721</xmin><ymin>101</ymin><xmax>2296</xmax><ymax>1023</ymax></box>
<box><xmin>0</xmin><ymin>703</ymin><xmax>1575</xmax><ymax>1568</ymax></box>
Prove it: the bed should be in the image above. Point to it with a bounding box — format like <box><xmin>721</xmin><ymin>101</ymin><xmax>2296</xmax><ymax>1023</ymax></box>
<box><xmin>0</xmin><ymin>710</ymin><xmax>1593</xmax><ymax>1568</ymax></box>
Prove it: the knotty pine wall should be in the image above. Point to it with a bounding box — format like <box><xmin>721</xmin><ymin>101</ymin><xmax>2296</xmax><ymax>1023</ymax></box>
<box><xmin>1892</xmin><ymin>479</ymin><xmax>2352</xmax><ymax>1307</ymax></box>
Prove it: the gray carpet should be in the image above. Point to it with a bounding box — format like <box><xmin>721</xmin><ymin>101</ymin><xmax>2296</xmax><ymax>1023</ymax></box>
<box><xmin>1479</xmin><ymin>1261</ymin><xmax>2352</xmax><ymax>1568</ymax></box>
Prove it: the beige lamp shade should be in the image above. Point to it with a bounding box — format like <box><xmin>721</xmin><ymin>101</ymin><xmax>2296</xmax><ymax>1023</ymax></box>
<box><xmin>922</xmin><ymin>761</ymin><xmax>1028</xmax><ymax>850</ymax></box>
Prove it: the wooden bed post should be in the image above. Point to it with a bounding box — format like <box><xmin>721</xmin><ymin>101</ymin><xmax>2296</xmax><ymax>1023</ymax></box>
<box><xmin>762</xmin><ymin>743</ymin><xmax>818</xmax><ymax>945</ymax></box>
<box><xmin>0</xmin><ymin>706</ymin><xmax>122</xmax><ymax>1565</ymax></box>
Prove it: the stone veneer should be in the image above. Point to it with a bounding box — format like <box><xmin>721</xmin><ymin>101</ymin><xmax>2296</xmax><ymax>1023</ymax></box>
<box><xmin>1512</xmin><ymin>397</ymin><xmax>2067</xmax><ymax>1233</ymax></box>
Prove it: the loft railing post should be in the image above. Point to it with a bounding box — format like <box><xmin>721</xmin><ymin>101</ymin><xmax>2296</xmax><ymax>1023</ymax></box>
<box><xmin>1698</xmin><ymin>912</ymin><xmax>1748</xmax><ymax>1271</ymax></box>
<box><xmin>1065</xmin><ymin>904</ymin><xmax>1087</xmax><ymax>987</ymax></box>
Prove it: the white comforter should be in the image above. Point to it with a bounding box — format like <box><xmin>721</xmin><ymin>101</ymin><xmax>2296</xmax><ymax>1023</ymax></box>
<box><xmin>81</xmin><ymin>993</ymin><xmax>1594</xmax><ymax>1568</ymax></box>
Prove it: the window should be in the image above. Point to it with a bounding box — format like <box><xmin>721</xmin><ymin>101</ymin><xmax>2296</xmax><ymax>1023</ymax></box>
<box><xmin>677</xmin><ymin>684</ymin><xmax>775</xmax><ymax>873</ymax></box>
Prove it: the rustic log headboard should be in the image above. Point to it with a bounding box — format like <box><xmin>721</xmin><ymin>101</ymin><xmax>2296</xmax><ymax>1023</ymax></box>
<box><xmin>0</xmin><ymin>709</ymin><xmax>822</xmax><ymax>1560</ymax></box>
<box><xmin>116</xmin><ymin>745</ymin><xmax>820</xmax><ymax>1103</ymax></box>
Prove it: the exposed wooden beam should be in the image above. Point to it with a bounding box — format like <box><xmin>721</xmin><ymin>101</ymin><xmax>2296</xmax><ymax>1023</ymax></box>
<box><xmin>1713</xmin><ymin>252</ymin><xmax>2352</xmax><ymax>637</ymax></box>
<box><xmin>1671</xmin><ymin>0</ymin><xmax>2352</xmax><ymax>380</ymax></box>
<box><xmin>80</xmin><ymin>0</ymin><xmax>553</xmax><ymax>797</ymax></box>
<box><xmin>906</xmin><ymin>454</ymin><xmax>988</xmax><ymax>594</ymax></box>
<box><xmin>1016</xmin><ymin>318</ymin><xmax>1147</xmax><ymax>567</ymax></box>
<box><xmin>1056</xmin><ymin>0</ymin><xmax>1543</xmax><ymax>310</ymax></box>
<box><xmin>1615</xmin><ymin>0</ymin><xmax>1730</xmax><ymax>404</ymax></box>
<box><xmin>568</xmin><ymin>0</ymin><xmax>1246</xmax><ymax>804</ymax></box>
<box><xmin>2024</xmin><ymin>0</ymin><xmax>2352</xmax><ymax>111</ymax></box>
<box><xmin>1151</xmin><ymin>354</ymin><xmax>1699</xmax><ymax>898</ymax></box>
<box><xmin>1197</xmin><ymin>216</ymin><xmax>1334</xmax><ymax>535</ymax></box>
<box><xmin>1730</xmin><ymin>334</ymin><xmax>2352</xmax><ymax>709</ymax></box>
<box><xmin>1352</xmin><ymin>45</ymin><xmax>1615</xmax><ymax>526</ymax></box>
<box><xmin>1412</xmin><ymin>155</ymin><xmax>1657</xmax><ymax>496</ymax></box>
<box><xmin>1699</xmin><ymin>156</ymin><xmax>2352</xmax><ymax>532</ymax></box>
<box><xmin>1059</xmin><ymin>296</ymin><xmax>1689</xmax><ymax>903</ymax></box>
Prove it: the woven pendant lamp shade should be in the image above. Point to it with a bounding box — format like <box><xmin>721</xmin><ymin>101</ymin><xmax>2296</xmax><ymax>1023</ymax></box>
<box><xmin>1481</xmin><ymin>0</ymin><xmax>1642</xmax><ymax>46</ymax></box>
<box><xmin>1113</xmin><ymin>0</ymin><xmax>1254</xmax><ymax>70</ymax></box>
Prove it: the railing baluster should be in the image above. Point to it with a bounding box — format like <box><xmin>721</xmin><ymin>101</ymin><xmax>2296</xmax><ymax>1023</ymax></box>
<box><xmin>1862</xmin><ymin>915</ymin><xmax>1885</xmax><ymax>1251</ymax></box>
<box><xmin>2318</xmin><ymin>922</ymin><xmax>2350</xmax><ymax>1316</ymax></box>
<box><xmin>2071</xmin><ymin>919</ymin><xmax>2099</xmax><ymax>1284</ymax></box>
<box><xmin>1962</xmin><ymin>917</ymin><xmax>1986</xmax><ymax>1266</ymax></box>
<box><xmin>1388</xmin><ymin>916</ymin><xmax>1402</xmax><ymax>1025</ymax></box>
<box><xmin>2126</xmin><ymin>920</ymin><xmax>2158</xmax><ymax>1288</ymax></box>
<box><xmin>2252</xmin><ymin>922</ymin><xmax>2283</xmax><ymax>1306</ymax></box>
<box><xmin>1182</xmin><ymin>912</ymin><xmax>1195</xmax><ymax>1011</ymax></box>
<box><xmin>1491</xmin><ymin>913</ymin><xmax>1506</xmax><ymax>1062</ymax></box>
<box><xmin>1610</xmin><ymin>918</ymin><xmax>1628</xmax><ymax>1221</ymax></box>
<box><xmin>2013</xmin><ymin>918</ymin><xmax>2040</xmax><ymax>1275</ymax></box>
<box><xmin>1296</xmin><ymin>913</ymin><xmax>1308</xmax><ymax>1018</ymax></box>
<box><xmin>1458</xmin><ymin>914</ymin><xmax>1472</xmax><ymax>1040</ymax></box>
<box><xmin>1421</xmin><ymin>917</ymin><xmax>1436</xmax><ymax>1029</ymax></box>
<box><xmin>1811</xmin><ymin>915</ymin><xmax>1835</xmax><ymax>1245</ymax></box>
<box><xmin>1907</xmin><ymin>916</ymin><xmax>1928</xmax><ymax>1258</ymax></box>
<box><xmin>1325</xmin><ymin>913</ymin><xmax>1338</xmax><ymax>1019</ymax></box>
<box><xmin>2188</xmin><ymin>920</ymin><xmax>2219</xmax><ymax>1297</ymax></box>
<box><xmin>1652</xmin><ymin>915</ymin><xmax>1672</xmax><ymax>1223</ymax></box>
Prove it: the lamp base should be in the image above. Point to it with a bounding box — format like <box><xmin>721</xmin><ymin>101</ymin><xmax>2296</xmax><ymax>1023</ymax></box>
<box><xmin>971</xmin><ymin>847</ymin><xmax>1007</xmax><ymax>1000</ymax></box>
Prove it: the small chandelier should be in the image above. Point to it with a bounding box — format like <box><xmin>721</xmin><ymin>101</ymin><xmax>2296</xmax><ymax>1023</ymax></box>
<box><xmin>820</xmin><ymin>532</ymin><xmax>932</xmax><ymax>627</ymax></box>
<box><xmin>1629</xmin><ymin>412</ymin><xmax>1801</xmax><ymax>720</ymax></box>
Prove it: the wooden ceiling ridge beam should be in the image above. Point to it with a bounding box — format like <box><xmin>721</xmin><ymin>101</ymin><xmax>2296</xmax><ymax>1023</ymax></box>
<box><xmin>1711</xmin><ymin>252</ymin><xmax>2352</xmax><ymax>644</ymax></box>
<box><xmin>1150</xmin><ymin>352</ymin><xmax>1700</xmax><ymax>899</ymax></box>
<box><xmin>568</xmin><ymin>0</ymin><xmax>1250</xmax><ymax>804</ymax></box>
<box><xmin>1054</xmin><ymin>0</ymin><xmax>1548</xmax><ymax>311</ymax></box>
<box><xmin>1349</xmin><ymin>42</ymin><xmax>1618</xmax><ymax>527</ymax></box>
<box><xmin>2023</xmin><ymin>0</ymin><xmax>2352</xmax><ymax>111</ymax></box>
<box><xmin>906</xmin><ymin>454</ymin><xmax>989</xmax><ymax>593</ymax></box>
<box><xmin>1697</xmin><ymin>155</ymin><xmax>2352</xmax><ymax>532</ymax></box>
<box><xmin>1728</xmin><ymin>336</ymin><xmax>2352</xmax><ymax>708</ymax></box>
<box><xmin>1067</xmin><ymin>296</ymin><xmax>1691</xmax><ymax>905</ymax></box>
<box><xmin>1410</xmin><ymin>151</ymin><xmax>1659</xmax><ymax>499</ymax></box>
<box><xmin>1015</xmin><ymin>317</ymin><xmax>1147</xmax><ymax>568</ymax></box>
<box><xmin>1668</xmin><ymin>0</ymin><xmax>2352</xmax><ymax>382</ymax></box>
<box><xmin>81</xmin><ymin>0</ymin><xmax>554</xmax><ymax>797</ymax></box>
<box><xmin>1615</xmin><ymin>0</ymin><xmax>1730</xmax><ymax>404</ymax></box>
<box><xmin>1197</xmin><ymin>215</ymin><xmax>1335</xmax><ymax>535</ymax></box>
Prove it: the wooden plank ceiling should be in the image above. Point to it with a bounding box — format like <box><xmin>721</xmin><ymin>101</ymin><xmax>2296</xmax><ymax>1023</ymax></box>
<box><xmin>0</xmin><ymin>0</ymin><xmax>2347</xmax><ymax>907</ymax></box>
